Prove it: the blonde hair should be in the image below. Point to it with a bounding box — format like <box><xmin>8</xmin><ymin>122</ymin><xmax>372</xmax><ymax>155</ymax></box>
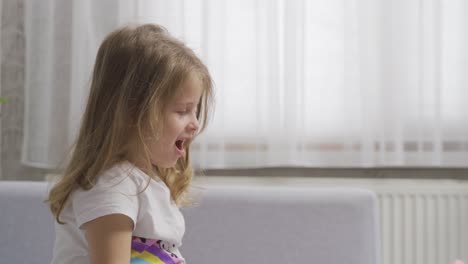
<box><xmin>47</xmin><ymin>24</ymin><xmax>213</xmax><ymax>224</ymax></box>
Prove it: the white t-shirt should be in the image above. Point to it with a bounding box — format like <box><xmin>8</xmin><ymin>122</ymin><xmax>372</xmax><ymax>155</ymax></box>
<box><xmin>50</xmin><ymin>161</ymin><xmax>186</xmax><ymax>264</ymax></box>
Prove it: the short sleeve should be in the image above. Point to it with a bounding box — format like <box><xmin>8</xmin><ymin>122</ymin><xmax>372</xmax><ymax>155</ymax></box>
<box><xmin>72</xmin><ymin>169</ymin><xmax>140</xmax><ymax>230</ymax></box>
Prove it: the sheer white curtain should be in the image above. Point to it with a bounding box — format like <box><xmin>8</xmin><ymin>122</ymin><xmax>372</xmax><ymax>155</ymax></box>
<box><xmin>23</xmin><ymin>0</ymin><xmax>468</xmax><ymax>169</ymax></box>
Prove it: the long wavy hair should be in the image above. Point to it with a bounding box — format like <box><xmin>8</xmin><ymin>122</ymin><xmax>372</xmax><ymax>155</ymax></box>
<box><xmin>47</xmin><ymin>24</ymin><xmax>213</xmax><ymax>224</ymax></box>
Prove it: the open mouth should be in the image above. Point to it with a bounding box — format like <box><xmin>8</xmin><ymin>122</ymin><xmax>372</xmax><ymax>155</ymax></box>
<box><xmin>175</xmin><ymin>140</ymin><xmax>184</xmax><ymax>151</ymax></box>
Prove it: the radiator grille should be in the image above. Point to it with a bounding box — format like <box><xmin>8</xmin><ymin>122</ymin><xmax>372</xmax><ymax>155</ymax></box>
<box><xmin>378</xmin><ymin>190</ymin><xmax>468</xmax><ymax>264</ymax></box>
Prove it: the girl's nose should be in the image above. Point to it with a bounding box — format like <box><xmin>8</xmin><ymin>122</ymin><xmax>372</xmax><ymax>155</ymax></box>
<box><xmin>188</xmin><ymin>118</ymin><xmax>199</xmax><ymax>134</ymax></box>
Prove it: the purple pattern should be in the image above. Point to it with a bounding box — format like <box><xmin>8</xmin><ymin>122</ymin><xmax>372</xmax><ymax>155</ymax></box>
<box><xmin>131</xmin><ymin>236</ymin><xmax>178</xmax><ymax>264</ymax></box>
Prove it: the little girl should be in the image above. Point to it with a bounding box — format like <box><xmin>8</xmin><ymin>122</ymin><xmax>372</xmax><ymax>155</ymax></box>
<box><xmin>47</xmin><ymin>24</ymin><xmax>213</xmax><ymax>264</ymax></box>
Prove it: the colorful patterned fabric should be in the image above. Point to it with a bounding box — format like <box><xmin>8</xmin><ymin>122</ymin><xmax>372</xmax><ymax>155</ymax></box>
<box><xmin>130</xmin><ymin>237</ymin><xmax>183</xmax><ymax>264</ymax></box>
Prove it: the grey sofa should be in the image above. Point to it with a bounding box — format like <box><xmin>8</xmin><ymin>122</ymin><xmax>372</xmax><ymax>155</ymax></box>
<box><xmin>0</xmin><ymin>181</ymin><xmax>380</xmax><ymax>263</ymax></box>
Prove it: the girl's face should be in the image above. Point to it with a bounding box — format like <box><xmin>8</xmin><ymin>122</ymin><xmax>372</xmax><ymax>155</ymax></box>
<box><xmin>147</xmin><ymin>73</ymin><xmax>203</xmax><ymax>168</ymax></box>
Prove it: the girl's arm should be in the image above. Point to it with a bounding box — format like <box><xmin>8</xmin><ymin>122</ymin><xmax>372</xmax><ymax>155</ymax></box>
<box><xmin>82</xmin><ymin>214</ymin><xmax>134</xmax><ymax>264</ymax></box>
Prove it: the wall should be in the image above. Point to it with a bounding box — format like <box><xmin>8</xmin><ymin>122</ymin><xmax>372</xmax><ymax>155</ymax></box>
<box><xmin>0</xmin><ymin>0</ymin><xmax>45</xmax><ymax>180</ymax></box>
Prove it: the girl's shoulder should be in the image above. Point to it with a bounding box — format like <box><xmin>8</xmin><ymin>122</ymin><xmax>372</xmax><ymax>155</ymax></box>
<box><xmin>69</xmin><ymin>161</ymin><xmax>149</xmax><ymax>212</ymax></box>
<box><xmin>69</xmin><ymin>161</ymin><xmax>146</xmax><ymax>229</ymax></box>
<box><xmin>95</xmin><ymin>161</ymin><xmax>170</xmax><ymax>195</ymax></box>
<box><xmin>96</xmin><ymin>161</ymin><xmax>150</xmax><ymax>190</ymax></box>
<box><xmin>71</xmin><ymin>161</ymin><xmax>169</xmax><ymax>205</ymax></box>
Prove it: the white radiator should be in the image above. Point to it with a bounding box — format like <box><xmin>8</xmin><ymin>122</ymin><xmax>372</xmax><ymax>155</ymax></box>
<box><xmin>378</xmin><ymin>187</ymin><xmax>468</xmax><ymax>264</ymax></box>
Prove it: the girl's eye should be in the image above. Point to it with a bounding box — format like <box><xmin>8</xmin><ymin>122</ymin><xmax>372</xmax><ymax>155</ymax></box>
<box><xmin>177</xmin><ymin>109</ymin><xmax>189</xmax><ymax>115</ymax></box>
<box><xmin>177</xmin><ymin>108</ymin><xmax>196</xmax><ymax>115</ymax></box>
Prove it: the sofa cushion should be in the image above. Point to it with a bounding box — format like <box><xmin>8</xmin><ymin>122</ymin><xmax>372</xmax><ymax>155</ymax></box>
<box><xmin>182</xmin><ymin>185</ymin><xmax>380</xmax><ymax>264</ymax></box>
<box><xmin>0</xmin><ymin>181</ymin><xmax>55</xmax><ymax>264</ymax></box>
<box><xmin>0</xmin><ymin>181</ymin><xmax>380</xmax><ymax>264</ymax></box>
